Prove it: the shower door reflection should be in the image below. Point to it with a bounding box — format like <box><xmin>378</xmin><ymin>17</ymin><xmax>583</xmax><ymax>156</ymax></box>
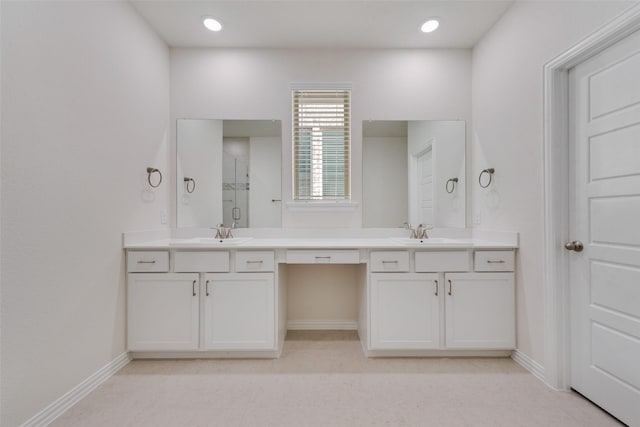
<box><xmin>223</xmin><ymin>138</ymin><xmax>250</xmax><ymax>228</ymax></box>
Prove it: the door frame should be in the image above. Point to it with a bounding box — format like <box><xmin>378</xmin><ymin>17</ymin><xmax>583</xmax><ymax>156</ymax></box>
<box><xmin>543</xmin><ymin>3</ymin><xmax>640</xmax><ymax>390</ymax></box>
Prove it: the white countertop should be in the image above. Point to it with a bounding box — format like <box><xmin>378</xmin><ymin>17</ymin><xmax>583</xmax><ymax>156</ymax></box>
<box><xmin>123</xmin><ymin>233</ymin><xmax>517</xmax><ymax>250</ymax></box>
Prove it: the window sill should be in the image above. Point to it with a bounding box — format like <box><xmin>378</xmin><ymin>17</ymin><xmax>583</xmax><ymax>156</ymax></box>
<box><xmin>286</xmin><ymin>200</ymin><xmax>360</xmax><ymax>212</ymax></box>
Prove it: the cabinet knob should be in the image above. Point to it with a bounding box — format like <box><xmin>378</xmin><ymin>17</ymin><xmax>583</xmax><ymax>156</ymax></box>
<box><xmin>434</xmin><ymin>280</ymin><xmax>439</xmax><ymax>296</ymax></box>
<box><xmin>447</xmin><ymin>280</ymin><xmax>453</xmax><ymax>296</ymax></box>
<box><xmin>192</xmin><ymin>280</ymin><xmax>196</xmax><ymax>297</ymax></box>
<box><xmin>206</xmin><ymin>280</ymin><xmax>210</xmax><ymax>296</ymax></box>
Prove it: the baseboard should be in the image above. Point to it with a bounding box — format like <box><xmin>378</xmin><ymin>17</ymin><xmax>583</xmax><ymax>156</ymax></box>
<box><xmin>22</xmin><ymin>352</ymin><xmax>131</xmax><ymax>427</ymax></box>
<box><xmin>131</xmin><ymin>350</ymin><xmax>279</xmax><ymax>359</ymax></box>
<box><xmin>511</xmin><ymin>349</ymin><xmax>545</xmax><ymax>383</ymax></box>
<box><xmin>287</xmin><ymin>319</ymin><xmax>358</xmax><ymax>330</ymax></box>
<box><xmin>367</xmin><ymin>349</ymin><xmax>513</xmax><ymax>358</ymax></box>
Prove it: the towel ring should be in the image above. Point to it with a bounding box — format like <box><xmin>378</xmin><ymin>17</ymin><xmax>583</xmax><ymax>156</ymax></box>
<box><xmin>478</xmin><ymin>168</ymin><xmax>495</xmax><ymax>188</ymax></box>
<box><xmin>146</xmin><ymin>167</ymin><xmax>162</xmax><ymax>188</ymax></box>
<box><xmin>184</xmin><ymin>177</ymin><xmax>196</xmax><ymax>193</ymax></box>
<box><xmin>446</xmin><ymin>178</ymin><xmax>458</xmax><ymax>194</ymax></box>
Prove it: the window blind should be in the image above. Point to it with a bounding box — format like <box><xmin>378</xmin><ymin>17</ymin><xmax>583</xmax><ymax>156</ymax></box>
<box><xmin>292</xmin><ymin>89</ymin><xmax>351</xmax><ymax>200</ymax></box>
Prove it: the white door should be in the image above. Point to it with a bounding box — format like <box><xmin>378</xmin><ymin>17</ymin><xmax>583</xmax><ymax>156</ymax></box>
<box><xmin>569</xmin><ymin>28</ymin><xmax>640</xmax><ymax>426</ymax></box>
<box><xmin>417</xmin><ymin>148</ymin><xmax>434</xmax><ymax>225</ymax></box>
<box><xmin>203</xmin><ymin>273</ymin><xmax>275</xmax><ymax>350</ymax></box>
<box><xmin>369</xmin><ymin>273</ymin><xmax>440</xmax><ymax>350</ymax></box>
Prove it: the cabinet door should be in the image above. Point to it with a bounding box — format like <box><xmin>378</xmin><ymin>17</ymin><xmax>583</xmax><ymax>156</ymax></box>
<box><xmin>127</xmin><ymin>273</ymin><xmax>199</xmax><ymax>351</ymax></box>
<box><xmin>204</xmin><ymin>273</ymin><xmax>275</xmax><ymax>350</ymax></box>
<box><xmin>370</xmin><ymin>273</ymin><xmax>440</xmax><ymax>350</ymax></box>
<box><xmin>445</xmin><ymin>273</ymin><xmax>515</xmax><ymax>349</ymax></box>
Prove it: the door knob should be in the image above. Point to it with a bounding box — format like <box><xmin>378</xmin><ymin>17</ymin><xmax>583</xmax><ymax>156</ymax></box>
<box><xmin>565</xmin><ymin>241</ymin><xmax>584</xmax><ymax>252</ymax></box>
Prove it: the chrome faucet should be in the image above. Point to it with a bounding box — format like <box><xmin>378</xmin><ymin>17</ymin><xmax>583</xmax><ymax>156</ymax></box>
<box><xmin>214</xmin><ymin>223</ymin><xmax>233</xmax><ymax>239</ymax></box>
<box><xmin>405</xmin><ymin>223</ymin><xmax>429</xmax><ymax>239</ymax></box>
<box><xmin>414</xmin><ymin>224</ymin><xmax>429</xmax><ymax>239</ymax></box>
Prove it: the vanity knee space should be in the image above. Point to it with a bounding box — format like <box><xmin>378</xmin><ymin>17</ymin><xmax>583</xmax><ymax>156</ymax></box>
<box><xmin>368</xmin><ymin>249</ymin><xmax>515</xmax><ymax>353</ymax></box>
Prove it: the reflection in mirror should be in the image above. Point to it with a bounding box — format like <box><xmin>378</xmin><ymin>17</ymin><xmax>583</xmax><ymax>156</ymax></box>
<box><xmin>362</xmin><ymin>120</ymin><xmax>465</xmax><ymax>228</ymax></box>
<box><xmin>176</xmin><ymin>119</ymin><xmax>282</xmax><ymax>228</ymax></box>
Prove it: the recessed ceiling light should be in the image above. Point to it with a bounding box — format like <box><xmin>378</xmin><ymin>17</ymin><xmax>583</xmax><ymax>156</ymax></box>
<box><xmin>203</xmin><ymin>17</ymin><xmax>222</xmax><ymax>32</ymax></box>
<box><xmin>421</xmin><ymin>19</ymin><xmax>440</xmax><ymax>33</ymax></box>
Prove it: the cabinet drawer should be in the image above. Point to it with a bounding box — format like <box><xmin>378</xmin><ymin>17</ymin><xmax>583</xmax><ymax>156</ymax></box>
<box><xmin>286</xmin><ymin>250</ymin><xmax>360</xmax><ymax>264</ymax></box>
<box><xmin>174</xmin><ymin>251</ymin><xmax>229</xmax><ymax>272</ymax></box>
<box><xmin>235</xmin><ymin>251</ymin><xmax>275</xmax><ymax>272</ymax></box>
<box><xmin>370</xmin><ymin>251</ymin><xmax>410</xmax><ymax>272</ymax></box>
<box><xmin>474</xmin><ymin>251</ymin><xmax>515</xmax><ymax>272</ymax></box>
<box><xmin>127</xmin><ymin>251</ymin><xmax>169</xmax><ymax>272</ymax></box>
<box><xmin>415</xmin><ymin>251</ymin><xmax>470</xmax><ymax>272</ymax></box>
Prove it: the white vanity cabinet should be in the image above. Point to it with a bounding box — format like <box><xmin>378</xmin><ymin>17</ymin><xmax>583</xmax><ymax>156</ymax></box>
<box><xmin>370</xmin><ymin>272</ymin><xmax>440</xmax><ymax>349</ymax></box>
<box><xmin>444</xmin><ymin>272</ymin><xmax>515</xmax><ymax>349</ymax></box>
<box><xmin>368</xmin><ymin>249</ymin><xmax>515</xmax><ymax>353</ymax></box>
<box><xmin>126</xmin><ymin>250</ymin><xmax>277</xmax><ymax>354</ymax></box>
<box><xmin>124</xmin><ymin>237</ymin><xmax>517</xmax><ymax>358</ymax></box>
<box><xmin>127</xmin><ymin>272</ymin><xmax>200</xmax><ymax>351</ymax></box>
<box><xmin>203</xmin><ymin>272</ymin><xmax>275</xmax><ymax>350</ymax></box>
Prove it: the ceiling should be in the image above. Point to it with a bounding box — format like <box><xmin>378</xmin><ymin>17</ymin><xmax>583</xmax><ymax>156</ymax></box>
<box><xmin>131</xmin><ymin>1</ymin><xmax>514</xmax><ymax>49</ymax></box>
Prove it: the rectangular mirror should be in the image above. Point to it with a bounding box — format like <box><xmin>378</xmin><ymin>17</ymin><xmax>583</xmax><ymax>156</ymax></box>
<box><xmin>176</xmin><ymin>119</ymin><xmax>282</xmax><ymax>228</ymax></box>
<box><xmin>362</xmin><ymin>120</ymin><xmax>465</xmax><ymax>228</ymax></box>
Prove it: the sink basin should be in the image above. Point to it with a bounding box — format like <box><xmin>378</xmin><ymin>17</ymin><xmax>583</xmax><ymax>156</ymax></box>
<box><xmin>390</xmin><ymin>237</ymin><xmax>467</xmax><ymax>246</ymax></box>
<box><xmin>170</xmin><ymin>237</ymin><xmax>253</xmax><ymax>247</ymax></box>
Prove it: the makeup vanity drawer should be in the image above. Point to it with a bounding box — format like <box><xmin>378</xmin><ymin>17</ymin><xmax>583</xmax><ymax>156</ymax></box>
<box><xmin>235</xmin><ymin>251</ymin><xmax>275</xmax><ymax>272</ymax></box>
<box><xmin>174</xmin><ymin>251</ymin><xmax>230</xmax><ymax>272</ymax></box>
<box><xmin>127</xmin><ymin>251</ymin><xmax>169</xmax><ymax>273</ymax></box>
<box><xmin>415</xmin><ymin>251</ymin><xmax>470</xmax><ymax>272</ymax></box>
<box><xmin>474</xmin><ymin>251</ymin><xmax>514</xmax><ymax>272</ymax></box>
<box><xmin>370</xmin><ymin>251</ymin><xmax>410</xmax><ymax>272</ymax></box>
<box><xmin>286</xmin><ymin>250</ymin><xmax>360</xmax><ymax>264</ymax></box>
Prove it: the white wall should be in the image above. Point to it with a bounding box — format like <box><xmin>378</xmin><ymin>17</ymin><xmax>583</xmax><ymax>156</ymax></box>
<box><xmin>170</xmin><ymin>48</ymin><xmax>472</xmax><ymax>227</ymax></box>
<box><xmin>471</xmin><ymin>0</ymin><xmax>633</xmax><ymax>365</ymax></box>
<box><xmin>0</xmin><ymin>2</ymin><xmax>170</xmax><ymax>425</ymax></box>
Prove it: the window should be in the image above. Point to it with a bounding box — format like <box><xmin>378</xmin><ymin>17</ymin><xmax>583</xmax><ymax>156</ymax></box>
<box><xmin>292</xmin><ymin>88</ymin><xmax>350</xmax><ymax>200</ymax></box>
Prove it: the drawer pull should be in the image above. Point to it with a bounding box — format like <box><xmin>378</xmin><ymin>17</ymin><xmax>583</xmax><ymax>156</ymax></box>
<box><xmin>137</xmin><ymin>260</ymin><xmax>156</xmax><ymax>264</ymax></box>
<box><xmin>315</xmin><ymin>256</ymin><xmax>331</xmax><ymax>261</ymax></box>
<box><xmin>246</xmin><ymin>260</ymin><xmax>264</xmax><ymax>264</ymax></box>
<box><xmin>381</xmin><ymin>260</ymin><xmax>399</xmax><ymax>264</ymax></box>
<box><xmin>434</xmin><ymin>280</ymin><xmax>439</xmax><ymax>296</ymax></box>
<box><xmin>192</xmin><ymin>280</ymin><xmax>197</xmax><ymax>297</ymax></box>
<box><xmin>205</xmin><ymin>280</ymin><xmax>210</xmax><ymax>296</ymax></box>
<box><xmin>448</xmin><ymin>280</ymin><xmax>453</xmax><ymax>296</ymax></box>
<box><xmin>487</xmin><ymin>260</ymin><xmax>505</xmax><ymax>264</ymax></box>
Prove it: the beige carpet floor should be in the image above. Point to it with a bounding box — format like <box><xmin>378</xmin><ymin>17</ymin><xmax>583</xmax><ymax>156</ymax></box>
<box><xmin>51</xmin><ymin>331</ymin><xmax>622</xmax><ymax>427</ymax></box>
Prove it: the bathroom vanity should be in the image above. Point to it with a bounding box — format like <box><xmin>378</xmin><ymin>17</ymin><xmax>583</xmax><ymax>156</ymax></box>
<box><xmin>124</xmin><ymin>229</ymin><xmax>517</xmax><ymax>358</ymax></box>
